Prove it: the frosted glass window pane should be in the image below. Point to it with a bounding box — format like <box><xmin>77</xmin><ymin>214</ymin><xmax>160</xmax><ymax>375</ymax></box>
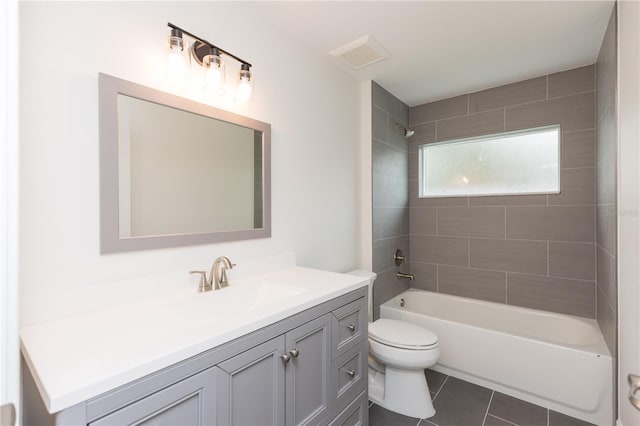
<box><xmin>420</xmin><ymin>126</ymin><xmax>560</xmax><ymax>198</ymax></box>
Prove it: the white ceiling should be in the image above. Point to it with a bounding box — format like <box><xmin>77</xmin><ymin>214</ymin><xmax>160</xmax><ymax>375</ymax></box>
<box><xmin>251</xmin><ymin>1</ymin><xmax>614</xmax><ymax>106</ymax></box>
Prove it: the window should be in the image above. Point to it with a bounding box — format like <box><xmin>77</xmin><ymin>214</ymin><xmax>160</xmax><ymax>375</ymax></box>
<box><xmin>419</xmin><ymin>125</ymin><xmax>560</xmax><ymax>198</ymax></box>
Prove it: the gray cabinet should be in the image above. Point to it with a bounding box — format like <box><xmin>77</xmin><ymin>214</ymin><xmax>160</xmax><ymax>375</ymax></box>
<box><xmin>285</xmin><ymin>313</ymin><xmax>332</xmax><ymax>426</ymax></box>
<box><xmin>89</xmin><ymin>367</ymin><xmax>217</xmax><ymax>426</ymax></box>
<box><xmin>23</xmin><ymin>288</ymin><xmax>368</xmax><ymax>426</ymax></box>
<box><xmin>217</xmin><ymin>336</ymin><xmax>286</xmax><ymax>425</ymax></box>
<box><xmin>217</xmin><ymin>314</ymin><xmax>332</xmax><ymax>426</ymax></box>
<box><xmin>327</xmin><ymin>391</ymin><xmax>368</xmax><ymax>426</ymax></box>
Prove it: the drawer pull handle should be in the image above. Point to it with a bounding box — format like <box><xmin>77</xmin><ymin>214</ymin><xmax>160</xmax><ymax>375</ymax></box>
<box><xmin>280</xmin><ymin>353</ymin><xmax>291</xmax><ymax>363</ymax></box>
<box><xmin>347</xmin><ymin>324</ymin><xmax>356</xmax><ymax>332</ymax></box>
<box><xmin>289</xmin><ymin>348</ymin><xmax>299</xmax><ymax>358</ymax></box>
<box><xmin>345</xmin><ymin>369</ymin><xmax>355</xmax><ymax>379</ymax></box>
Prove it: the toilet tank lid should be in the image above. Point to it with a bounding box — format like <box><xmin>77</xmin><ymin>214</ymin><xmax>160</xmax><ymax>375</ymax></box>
<box><xmin>369</xmin><ymin>319</ymin><xmax>438</xmax><ymax>349</ymax></box>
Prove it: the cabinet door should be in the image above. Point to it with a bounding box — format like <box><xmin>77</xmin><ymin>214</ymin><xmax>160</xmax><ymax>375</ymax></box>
<box><xmin>217</xmin><ymin>335</ymin><xmax>286</xmax><ymax>426</ymax></box>
<box><xmin>89</xmin><ymin>367</ymin><xmax>217</xmax><ymax>426</ymax></box>
<box><xmin>285</xmin><ymin>313</ymin><xmax>332</xmax><ymax>426</ymax></box>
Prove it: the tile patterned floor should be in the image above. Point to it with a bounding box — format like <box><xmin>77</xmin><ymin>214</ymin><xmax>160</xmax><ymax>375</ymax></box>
<box><xmin>369</xmin><ymin>370</ymin><xmax>597</xmax><ymax>426</ymax></box>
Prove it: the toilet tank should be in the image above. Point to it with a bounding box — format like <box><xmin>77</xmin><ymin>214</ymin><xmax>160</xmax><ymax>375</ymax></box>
<box><xmin>347</xmin><ymin>270</ymin><xmax>376</xmax><ymax>322</ymax></box>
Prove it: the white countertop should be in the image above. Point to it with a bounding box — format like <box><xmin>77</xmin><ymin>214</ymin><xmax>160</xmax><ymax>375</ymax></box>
<box><xmin>20</xmin><ymin>266</ymin><xmax>368</xmax><ymax>414</ymax></box>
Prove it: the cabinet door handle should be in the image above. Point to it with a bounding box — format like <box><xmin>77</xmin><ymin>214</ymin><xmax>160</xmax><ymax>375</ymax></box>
<box><xmin>289</xmin><ymin>348</ymin><xmax>299</xmax><ymax>358</ymax></box>
<box><xmin>347</xmin><ymin>324</ymin><xmax>356</xmax><ymax>332</ymax></box>
<box><xmin>344</xmin><ymin>369</ymin><xmax>355</xmax><ymax>379</ymax></box>
<box><xmin>280</xmin><ymin>353</ymin><xmax>291</xmax><ymax>363</ymax></box>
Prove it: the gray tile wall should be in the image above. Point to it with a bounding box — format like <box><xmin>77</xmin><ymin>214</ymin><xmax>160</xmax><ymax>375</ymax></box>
<box><xmin>407</xmin><ymin>65</ymin><xmax>597</xmax><ymax>318</ymax></box>
<box><xmin>372</xmin><ymin>82</ymin><xmax>411</xmax><ymax>320</ymax></box>
<box><xmin>595</xmin><ymin>7</ymin><xmax>617</xmax><ymax>422</ymax></box>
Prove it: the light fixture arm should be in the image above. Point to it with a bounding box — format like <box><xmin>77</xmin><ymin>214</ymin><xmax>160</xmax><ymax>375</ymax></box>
<box><xmin>167</xmin><ymin>22</ymin><xmax>252</xmax><ymax>69</ymax></box>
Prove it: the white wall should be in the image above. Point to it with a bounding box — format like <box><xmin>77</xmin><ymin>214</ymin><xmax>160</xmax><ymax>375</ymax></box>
<box><xmin>616</xmin><ymin>1</ymin><xmax>640</xmax><ymax>424</ymax></box>
<box><xmin>1</xmin><ymin>0</ymin><xmax>20</xmax><ymax>421</ymax></box>
<box><xmin>19</xmin><ymin>2</ymin><xmax>361</xmax><ymax>324</ymax></box>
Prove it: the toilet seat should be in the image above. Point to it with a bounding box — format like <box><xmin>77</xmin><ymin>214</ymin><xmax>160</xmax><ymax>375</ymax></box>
<box><xmin>369</xmin><ymin>319</ymin><xmax>438</xmax><ymax>350</ymax></box>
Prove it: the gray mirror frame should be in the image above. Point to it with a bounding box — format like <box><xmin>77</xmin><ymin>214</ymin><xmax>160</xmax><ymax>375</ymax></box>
<box><xmin>98</xmin><ymin>73</ymin><xmax>271</xmax><ymax>253</ymax></box>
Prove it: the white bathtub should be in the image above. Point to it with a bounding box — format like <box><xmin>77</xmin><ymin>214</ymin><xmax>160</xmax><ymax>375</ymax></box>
<box><xmin>380</xmin><ymin>289</ymin><xmax>613</xmax><ymax>425</ymax></box>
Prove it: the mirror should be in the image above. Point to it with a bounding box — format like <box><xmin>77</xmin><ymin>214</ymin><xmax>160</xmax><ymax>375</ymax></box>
<box><xmin>99</xmin><ymin>73</ymin><xmax>271</xmax><ymax>253</ymax></box>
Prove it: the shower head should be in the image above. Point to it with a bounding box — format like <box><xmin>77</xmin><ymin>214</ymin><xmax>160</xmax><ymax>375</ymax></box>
<box><xmin>396</xmin><ymin>123</ymin><xmax>415</xmax><ymax>139</ymax></box>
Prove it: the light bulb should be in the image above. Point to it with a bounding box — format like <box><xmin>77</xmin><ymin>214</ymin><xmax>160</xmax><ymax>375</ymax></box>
<box><xmin>203</xmin><ymin>51</ymin><xmax>225</xmax><ymax>95</ymax></box>
<box><xmin>165</xmin><ymin>30</ymin><xmax>190</xmax><ymax>82</ymax></box>
<box><xmin>167</xmin><ymin>47</ymin><xmax>187</xmax><ymax>78</ymax></box>
<box><xmin>236</xmin><ymin>80</ymin><xmax>252</xmax><ymax>103</ymax></box>
<box><xmin>235</xmin><ymin>64</ymin><xmax>253</xmax><ymax>104</ymax></box>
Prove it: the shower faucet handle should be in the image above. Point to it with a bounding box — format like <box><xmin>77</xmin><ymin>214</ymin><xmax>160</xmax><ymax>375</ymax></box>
<box><xmin>394</xmin><ymin>249</ymin><xmax>406</xmax><ymax>266</ymax></box>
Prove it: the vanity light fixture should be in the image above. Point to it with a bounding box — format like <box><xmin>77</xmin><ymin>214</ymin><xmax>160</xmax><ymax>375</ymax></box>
<box><xmin>165</xmin><ymin>22</ymin><xmax>253</xmax><ymax>103</ymax></box>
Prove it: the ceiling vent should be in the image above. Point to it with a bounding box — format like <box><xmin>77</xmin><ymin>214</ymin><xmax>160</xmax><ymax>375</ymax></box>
<box><xmin>329</xmin><ymin>35</ymin><xmax>391</xmax><ymax>69</ymax></box>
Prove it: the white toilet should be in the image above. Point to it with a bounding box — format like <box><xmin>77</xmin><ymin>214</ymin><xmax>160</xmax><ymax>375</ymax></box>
<box><xmin>349</xmin><ymin>270</ymin><xmax>440</xmax><ymax>419</ymax></box>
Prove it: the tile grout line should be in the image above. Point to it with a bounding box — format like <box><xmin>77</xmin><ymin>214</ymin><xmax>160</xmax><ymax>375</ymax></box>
<box><xmin>404</xmin><ymin>260</ymin><xmax>596</xmax><ymax>280</ymax></box>
<box><xmin>481</xmin><ymin>391</ymin><xmax>495</xmax><ymax>426</ymax></box>
<box><xmin>412</xmin><ymin>233</ymin><xmax>596</xmax><ymax>245</ymax></box>
<box><xmin>488</xmin><ymin>414</ymin><xmax>520</xmax><ymax>426</ymax></box>
<box><xmin>546</xmin><ymin>74</ymin><xmax>549</xmax><ymax>99</ymax></box>
<box><xmin>503</xmin><ymin>108</ymin><xmax>506</xmax><ymax>131</ymax></box>
<box><xmin>432</xmin><ymin>375</ymin><xmax>449</xmax><ymax>401</ymax></box>
<box><xmin>504</xmin><ymin>206</ymin><xmax>507</xmax><ymax>240</ymax></box>
<box><xmin>428</xmin><ymin>88</ymin><xmax>596</xmax><ymax>127</ymax></box>
<box><xmin>547</xmin><ymin>241</ymin><xmax>550</xmax><ymax>276</ymax></box>
<box><xmin>409</xmin><ymin>77</ymin><xmax>596</xmax><ymax>128</ymax></box>
<box><xmin>547</xmin><ymin>407</ymin><xmax>550</xmax><ymax>426</ymax></box>
<box><xmin>432</xmin><ymin>373</ymin><xmax>448</xmax><ymax>395</ymax></box>
<box><xmin>505</xmin><ymin>271</ymin><xmax>509</xmax><ymax>304</ymax></box>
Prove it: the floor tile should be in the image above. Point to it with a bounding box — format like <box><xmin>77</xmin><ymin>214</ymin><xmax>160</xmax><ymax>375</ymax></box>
<box><xmin>549</xmin><ymin>410</ymin><xmax>596</xmax><ymax>426</ymax></box>
<box><xmin>429</xmin><ymin>376</ymin><xmax>493</xmax><ymax>426</ymax></box>
<box><xmin>484</xmin><ymin>414</ymin><xmax>517</xmax><ymax>426</ymax></box>
<box><xmin>369</xmin><ymin>403</ymin><xmax>421</xmax><ymax>426</ymax></box>
<box><xmin>426</xmin><ymin>369</ymin><xmax>448</xmax><ymax>394</ymax></box>
<box><xmin>488</xmin><ymin>392</ymin><xmax>547</xmax><ymax>426</ymax></box>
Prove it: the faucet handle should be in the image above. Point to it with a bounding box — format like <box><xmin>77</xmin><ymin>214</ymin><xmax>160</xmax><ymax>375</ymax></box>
<box><xmin>189</xmin><ymin>270</ymin><xmax>211</xmax><ymax>293</ymax></box>
<box><xmin>219</xmin><ymin>268</ymin><xmax>229</xmax><ymax>288</ymax></box>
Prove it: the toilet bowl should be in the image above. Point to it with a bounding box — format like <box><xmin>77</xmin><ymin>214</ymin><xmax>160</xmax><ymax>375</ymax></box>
<box><xmin>347</xmin><ymin>270</ymin><xmax>440</xmax><ymax>419</ymax></box>
<box><xmin>368</xmin><ymin>318</ymin><xmax>440</xmax><ymax>418</ymax></box>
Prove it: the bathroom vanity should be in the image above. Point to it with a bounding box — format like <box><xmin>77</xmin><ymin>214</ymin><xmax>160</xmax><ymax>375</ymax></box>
<box><xmin>21</xmin><ymin>267</ymin><xmax>368</xmax><ymax>426</ymax></box>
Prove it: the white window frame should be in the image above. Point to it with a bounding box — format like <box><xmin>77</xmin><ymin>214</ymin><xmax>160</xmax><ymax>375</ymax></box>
<box><xmin>418</xmin><ymin>125</ymin><xmax>561</xmax><ymax>198</ymax></box>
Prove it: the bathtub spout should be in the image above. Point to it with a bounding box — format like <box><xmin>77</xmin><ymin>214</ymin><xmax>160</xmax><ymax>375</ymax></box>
<box><xmin>397</xmin><ymin>272</ymin><xmax>414</xmax><ymax>281</ymax></box>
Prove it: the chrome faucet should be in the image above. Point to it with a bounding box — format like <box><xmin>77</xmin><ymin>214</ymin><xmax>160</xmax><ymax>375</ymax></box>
<box><xmin>189</xmin><ymin>256</ymin><xmax>235</xmax><ymax>292</ymax></box>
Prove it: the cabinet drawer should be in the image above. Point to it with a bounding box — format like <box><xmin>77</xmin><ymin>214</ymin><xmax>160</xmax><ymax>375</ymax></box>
<box><xmin>327</xmin><ymin>390</ymin><xmax>368</xmax><ymax>426</ymax></box>
<box><xmin>331</xmin><ymin>297</ymin><xmax>367</xmax><ymax>359</ymax></box>
<box><xmin>331</xmin><ymin>344</ymin><xmax>366</xmax><ymax>412</ymax></box>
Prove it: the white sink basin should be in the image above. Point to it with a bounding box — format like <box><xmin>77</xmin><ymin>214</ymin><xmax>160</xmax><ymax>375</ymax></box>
<box><xmin>165</xmin><ymin>282</ymin><xmax>309</xmax><ymax>321</ymax></box>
